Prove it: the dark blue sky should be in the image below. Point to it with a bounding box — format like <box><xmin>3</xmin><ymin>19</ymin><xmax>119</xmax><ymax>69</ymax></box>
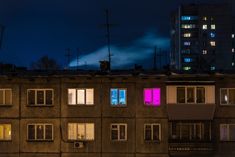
<box><xmin>0</xmin><ymin>0</ymin><xmax>233</xmax><ymax>69</ymax></box>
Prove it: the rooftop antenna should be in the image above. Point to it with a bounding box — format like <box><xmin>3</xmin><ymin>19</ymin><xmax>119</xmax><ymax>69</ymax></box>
<box><xmin>153</xmin><ymin>46</ymin><xmax>157</xmax><ymax>70</ymax></box>
<box><xmin>103</xmin><ymin>9</ymin><xmax>116</xmax><ymax>71</ymax></box>
<box><xmin>158</xmin><ymin>48</ymin><xmax>163</xmax><ymax>69</ymax></box>
<box><xmin>65</xmin><ymin>48</ymin><xmax>72</xmax><ymax>69</ymax></box>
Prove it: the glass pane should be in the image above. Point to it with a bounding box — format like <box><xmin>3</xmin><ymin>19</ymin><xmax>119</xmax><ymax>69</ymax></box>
<box><xmin>181</xmin><ymin>124</ymin><xmax>190</xmax><ymax>140</ymax></box>
<box><xmin>153</xmin><ymin>88</ymin><xmax>161</xmax><ymax>106</ymax></box>
<box><xmin>86</xmin><ymin>123</ymin><xmax>94</xmax><ymax>140</ymax></box>
<box><xmin>119</xmin><ymin>125</ymin><xmax>126</xmax><ymax>140</ymax></box>
<box><xmin>5</xmin><ymin>90</ymin><xmax>12</xmax><ymax>104</ymax></box>
<box><xmin>187</xmin><ymin>87</ymin><xmax>195</xmax><ymax>103</ymax></box>
<box><xmin>197</xmin><ymin>87</ymin><xmax>205</xmax><ymax>103</ymax></box>
<box><xmin>37</xmin><ymin>91</ymin><xmax>44</xmax><ymax>104</ymax></box>
<box><xmin>119</xmin><ymin>89</ymin><xmax>126</xmax><ymax>105</ymax></box>
<box><xmin>111</xmin><ymin>89</ymin><xmax>118</xmax><ymax>105</ymax></box>
<box><xmin>86</xmin><ymin>89</ymin><xmax>94</xmax><ymax>105</ymax></box>
<box><xmin>221</xmin><ymin>89</ymin><xmax>228</xmax><ymax>104</ymax></box>
<box><xmin>45</xmin><ymin>125</ymin><xmax>53</xmax><ymax>140</ymax></box>
<box><xmin>144</xmin><ymin>89</ymin><xmax>152</xmax><ymax>105</ymax></box>
<box><xmin>28</xmin><ymin>90</ymin><xmax>35</xmax><ymax>105</ymax></box>
<box><xmin>111</xmin><ymin>129</ymin><xmax>118</xmax><ymax>140</ymax></box>
<box><xmin>220</xmin><ymin>125</ymin><xmax>228</xmax><ymax>141</ymax></box>
<box><xmin>28</xmin><ymin>125</ymin><xmax>35</xmax><ymax>140</ymax></box>
<box><xmin>77</xmin><ymin>124</ymin><xmax>85</xmax><ymax>140</ymax></box>
<box><xmin>36</xmin><ymin>125</ymin><xmax>44</xmax><ymax>140</ymax></box>
<box><xmin>194</xmin><ymin>124</ymin><xmax>201</xmax><ymax>140</ymax></box>
<box><xmin>4</xmin><ymin>124</ymin><xmax>11</xmax><ymax>140</ymax></box>
<box><xmin>68</xmin><ymin>123</ymin><xmax>77</xmax><ymax>140</ymax></box>
<box><xmin>77</xmin><ymin>89</ymin><xmax>85</xmax><ymax>104</ymax></box>
<box><xmin>0</xmin><ymin>125</ymin><xmax>3</xmax><ymax>139</ymax></box>
<box><xmin>145</xmin><ymin>125</ymin><xmax>152</xmax><ymax>140</ymax></box>
<box><xmin>177</xmin><ymin>87</ymin><xmax>185</xmax><ymax>103</ymax></box>
<box><xmin>0</xmin><ymin>90</ymin><xmax>3</xmax><ymax>104</ymax></box>
<box><xmin>229</xmin><ymin>125</ymin><xmax>235</xmax><ymax>141</ymax></box>
<box><xmin>68</xmin><ymin>89</ymin><xmax>76</xmax><ymax>105</ymax></box>
<box><xmin>229</xmin><ymin>89</ymin><xmax>235</xmax><ymax>105</ymax></box>
<box><xmin>153</xmin><ymin>125</ymin><xmax>160</xmax><ymax>140</ymax></box>
<box><xmin>46</xmin><ymin>90</ymin><xmax>53</xmax><ymax>105</ymax></box>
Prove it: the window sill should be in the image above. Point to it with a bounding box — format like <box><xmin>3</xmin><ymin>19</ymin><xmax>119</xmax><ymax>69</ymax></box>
<box><xmin>27</xmin><ymin>105</ymin><xmax>54</xmax><ymax>107</ymax></box>
<box><xmin>111</xmin><ymin>105</ymin><xmax>127</xmax><ymax>108</ymax></box>
<box><xmin>144</xmin><ymin>140</ymin><xmax>161</xmax><ymax>143</ymax></box>
<box><xmin>68</xmin><ymin>104</ymin><xmax>95</xmax><ymax>106</ymax></box>
<box><xmin>0</xmin><ymin>104</ymin><xmax>13</xmax><ymax>107</ymax></box>
<box><xmin>68</xmin><ymin>139</ymin><xmax>94</xmax><ymax>142</ymax></box>
<box><xmin>220</xmin><ymin>104</ymin><xmax>235</xmax><ymax>106</ymax></box>
<box><xmin>0</xmin><ymin>140</ymin><xmax>12</xmax><ymax>142</ymax></box>
<box><xmin>27</xmin><ymin>139</ymin><xmax>54</xmax><ymax>142</ymax></box>
<box><xmin>111</xmin><ymin>140</ymin><xmax>127</xmax><ymax>142</ymax></box>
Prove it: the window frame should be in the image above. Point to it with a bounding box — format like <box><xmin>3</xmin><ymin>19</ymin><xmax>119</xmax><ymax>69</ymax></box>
<box><xmin>220</xmin><ymin>88</ymin><xmax>235</xmax><ymax>106</ymax></box>
<box><xmin>67</xmin><ymin>88</ymin><xmax>94</xmax><ymax>106</ymax></box>
<box><xmin>0</xmin><ymin>123</ymin><xmax>12</xmax><ymax>141</ymax></box>
<box><xmin>110</xmin><ymin>123</ymin><xmax>127</xmax><ymax>141</ymax></box>
<box><xmin>27</xmin><ymin>89</ymin><xmax>54</xmax><ymax>106</ymax></box>
<box><xmin>110</xmin><ymin>88</ymin><xmax>127</xmax><ymax>107</ymax></box>
<box><xmin>144</xmin><ymin>123</ymin><xmax>161</xmax><ymax>142</ymax></box>
<box><xmin>220</xmin><ymin>124</ymin><xmax>235</xmax><ymax>141</ymax></box>
<box><xmin>176</xmin><ymin>86</ymin><xmax>206</xmax><ymax>104</ymax></box>
<box><xmin>0</xmin><ymin>89</ymin><xmax>12</xmax><ymax>106</ymax></box>
<box><xmin>27</xmin><ymin>123</ymin><xmax>54</xmax><ymax>141</ymax></box>
<box><xmin>67</xmin><ymin>123</ymin><xmax>95</xmax><ymax>141</ymax></box>
<box><xmin>143</xmin><ymin>88</ymin><xmax>161</xmax><ymax>106</ymax></box>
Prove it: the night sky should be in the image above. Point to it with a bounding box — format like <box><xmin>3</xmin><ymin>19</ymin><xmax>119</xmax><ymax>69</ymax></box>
<box><xmin>0</xmin><ymin>0</ymin><xmax>233</xmax><ymax>69</ymax></box>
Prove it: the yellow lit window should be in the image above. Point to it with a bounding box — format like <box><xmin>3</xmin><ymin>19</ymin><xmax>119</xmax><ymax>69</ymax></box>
<box><xmin>210</xmin><ymin>41</ymin><xmax>216</xmax><ymax>46</ymax></box>
<box><xmin>183</xmin><ymin>33</ymin><xmax>191</xmax><ymax>37</ymax></box>
<box><xmin>211</xmin><ymin>24</ymin><xmax>216</xmax><ymax>30</ymax></box>
<box><xmin>202</xmin><ymin>25</ymin><xmax>207</xmax><ymax>30</ymax></box>
<box><xmin>202</xmin><ymin>50</ymin><xmax>207</xmax><ymax>55</ymax></box>
<box><xmin>68</xmin><ymin>123</ymin><xmax>94</xmax><ymax>140</ymax></box>
<box><xmin>203</xmin><ymin>17</ymin><xmax>207</xmax><ymax>21</ymax></box>
<box><xmin>0</xmin><ymin>124</ymin><xmax>11</xmax><ymax>140</ymax></box>
<box><xmin>68</xmin><ymin>88</ymin><xmax>94</xmax><ymax>105</ymax></box>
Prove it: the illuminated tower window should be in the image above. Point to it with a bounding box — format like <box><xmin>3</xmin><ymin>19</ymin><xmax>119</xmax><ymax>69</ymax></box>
<box><xmin>232</xmin><ymin>48</ymin><xmax>235</xmax><ymax>53</ymax></box>
<box><xmin>202</xmin><ymin>50</ymin><xmax>207</xmax><ymax>55</ymax></box>
<box><xmin>202</xmin><ymin>25</ymin><xmax>207</xmax><ymax>30</ymax></box>
<box><xmin>211</xmin><ymin>24</ymin><xmax>216</xmax><ymax>30</ymax></box>
<box><xmin>203</xmin><ymin>16</ymin><xmax>207</xmax><ymax>21</ymax></box>
<box><xmin>183</xmin><ymin>33</ymin><xmax>191</xmax><ymax>37</ymax></box>
<box><xmin>210</xmin><ymin>41</ymin><xmax>216</xmax><ymax>46</ymax></box>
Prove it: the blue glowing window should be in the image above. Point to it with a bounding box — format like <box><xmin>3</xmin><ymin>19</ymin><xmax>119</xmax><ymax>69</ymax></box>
<box><xmin>210</xmin><ymin>66</ymin><xmax>215</xmax><ymax>71</ymax></box>
<box><xmin>210</xmin><ymin>32</ymin><xmax>216</xmax><ymax>38</ymax></box>
<box><xmin>184</xmin><ymin>42</ymin><xmax>191</xmax><ymax>46</ymax></box>
<box><xmin>181</xmin><ymin>16</ymin><xmax>198</xmax><ymax>21</ymax></box>
<box><xmin>184</xmin><ymin>58</ymin><xmax>192</xmax><ymax>63</ymax></box>
<box><xmin>111</xmin><ymin>88</ymin><xmax>126</xmax><ymax>106</ymax></box>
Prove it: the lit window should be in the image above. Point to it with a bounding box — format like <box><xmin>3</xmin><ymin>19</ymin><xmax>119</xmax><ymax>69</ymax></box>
<box><xmin>0</xmin><ymin>89</ymin><xmax>12</xmax><ymax>105</ymax></box>
<box><xmin>232</xmin><ymin>48</ymin><xmax>234</xmax><ymax>53</ymax></box>
<box><xmin>211</xmin><ymin>24</ymin><xmax>216</xmax><ymax>30</ymax></box>
<box><xmin>144</xmin><ymin>124</ymin><xmax>161</xmax><ymax>141</ymax></box>
<box><xmin>144</xmin><ymin>88</ymin><xmax>160</xmax><ymax>106</ymax></box>
<box><xmin>0</xmin><ymin>124</ymin><xmax>11</xmax><ymax>140</ymax></box>
<box><xmin>202</xmin><ymin>25</ymin><xmax>207</xmax><ymax>30</ymax></box>
<box><xmin>232</xmin><ymin>34</ymin><xmax>235</xmax><ymax>38</ymax></box>
<box><xmin>27</xmin><ymin>89</ymin><xmax>53</xmax><ymax>106</ymax></box>
<box><xmin>182</xmin><ymin>49</ymin><xmax>190</xmax><ymax>54</ymax></box>
<box><xmin>202</xmin><ymin>50</ymin><xmax>207</xmax><ymax>54</ymax></box>
<box><xmin>68</xmin><ymin>123</ymin><xmax>94</xmax><ymax>140</ymax></box>
<box><xmin>181</xmin><ymin>24</ymin><xmax>196</xmax><ymax>29</ymax></box>
<box><xmin>210</xmin><ymin>41</ymin><xmax>216</xmax><ymax>46</ymax></box>
<box><xmin>183</xmin><ymin>66</ymin><xmax>191</xmax><ymax>71</ymax></box>
<box><xmin>210</xmin><ymin>32</ymin><xmax>216</xmax><ymax>38</ymax></box>
<box><xmin>232</xmin><ymin>62</ymin><xmax>235</xmax><ymax>66</ymax></box>
<box><xmin>183</xmin><ymin>42</ymin><xmax>191</xmax><ymax>46</ymax></box>
<box><xmin>220</xmin><ymin>124</ymin><xmax>235</xmax><ymax>141</ymax></box>
<box><xmin>68</xmin><ymin>88</ymin><xmax>94</xmax><ymax>105</ymax></box>
<box><xmin>177</xmin><ymin>87</ymin><xmax>205</xmax><ymax>104</ymax></box>
<box><xmin>183</xmin><ymin>33</ymin><xmax>191</xmax><ymax>38</ymax></box>
<box><xmin>203</xmin><ymin>16</ymin><xmax>207</xmax><ymax>21</ymax></box>
<box><xmin>110</xmin><ymin>88</ymin><xmax>127</xmax><ymax>106</ymax></box>
<box><xmin>27</xmin><ymin>124</ymin><xmax>53</xmax><ymax>141</ymax></box>
<box><xmin>220</xmin><ymin>88</ymin><xmax>235</xmax><ymax>105</ymax></box>
<box><xmin>111</xmin><ymin>123</ymin><xmax>127</xmax><ymax>141</ymax></box>
<box><xmin>181</xmin><ymin>16</ymin><xmax>198</xmax><ymax>21</ymax></box>
<box><xmin>210</xmin><ymin>66</ymin><xmax>215</xmax><ymax>71</ymax></box>
<box><xmin>184</xmin><ymin>58</ymin><xmax>192</xmax><ymax>63</ymax></box>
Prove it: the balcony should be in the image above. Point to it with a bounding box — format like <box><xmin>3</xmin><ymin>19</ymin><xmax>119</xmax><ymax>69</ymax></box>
<box><xmin>166</xmin><ymin>103</ymin><xmax>215</xmax><ymax>120</ymax></box>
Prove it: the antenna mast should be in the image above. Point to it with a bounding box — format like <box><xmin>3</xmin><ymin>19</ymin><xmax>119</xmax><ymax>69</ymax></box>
<box><xmin>76</xmin><ymin>48</ymin><xmax>79</xmax><ymax>70</ymax></box>
<box><xmin>153</xmin><ymin>46</ymin><xmax>157</xmax><ymax>70</ymax></box>
<box><xmin>65</xmin><ymin>48</ymin><xmax>72</xmax><ymax>69</ymax></box>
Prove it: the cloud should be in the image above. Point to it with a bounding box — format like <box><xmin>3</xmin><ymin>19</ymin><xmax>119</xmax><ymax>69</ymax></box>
<box><xmin>69</xmin><ymin>31</ymin><xmax>170</xmax><ymax>69</ymax></box>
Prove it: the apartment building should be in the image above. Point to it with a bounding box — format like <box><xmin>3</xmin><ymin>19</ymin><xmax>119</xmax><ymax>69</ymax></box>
<box><xmin>170</xmin><ymin>3</ymin><xmax>235</xmax><ymax>71</ymax></box>
<box><xmin>0</xmin><ymin>71</ymin><xmax>235</xmax><ymax>157</ymax></box>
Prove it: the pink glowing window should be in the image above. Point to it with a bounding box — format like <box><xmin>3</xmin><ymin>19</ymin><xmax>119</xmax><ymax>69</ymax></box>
<box><xmin>144</xmin><ymin>88</ymin><xmax>160</xmax><ymax>106</ymax></box>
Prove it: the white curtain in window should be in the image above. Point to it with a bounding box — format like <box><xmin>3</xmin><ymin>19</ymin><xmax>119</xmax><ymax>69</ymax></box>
<box><xmin>77</xmin><ymin>90</ymin><xmax>85</xmax><ymax>104</ymax></box>
<box><xmin>86</xmin><ymin>123</ymin><xmax>94</xmax><ymax>140</ymax></box>
<box><xmin>68</xmin><ymin>123</ymin><xmax>77</xmax><ymax>140</ymax></box>
<box><xmin>86</xmin><ymin>89</ymin><xmax>94</xmax><ymax>105</ymax></box>
<box><xmin>68</xmin><ymin>89</ymin><xmax>76</xmax><ymax>105</ymax></box>
<box><xmin>77</xmin><ymin>124</ymin><xmax>85</xmax><ymax>139</ymax></box>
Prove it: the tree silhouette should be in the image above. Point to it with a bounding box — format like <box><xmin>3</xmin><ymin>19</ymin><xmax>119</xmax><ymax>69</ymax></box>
<box><xmin>31</xmin><ymin>55</ymin><xmax>60</xmax><ymax>70</ymax></box>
